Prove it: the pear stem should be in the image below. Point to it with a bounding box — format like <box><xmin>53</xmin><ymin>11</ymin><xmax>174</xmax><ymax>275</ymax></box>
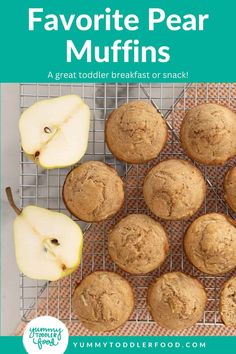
<box><xmin>5</xmin><ymin>187</ymin><xmax>22</xmax><ymax>215</ymax></box>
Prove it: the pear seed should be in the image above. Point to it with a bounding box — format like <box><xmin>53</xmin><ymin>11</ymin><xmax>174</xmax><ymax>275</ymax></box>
<box><xmin>35</xmin><ymin>151</ymin><xmax>40</xmax><ymax>158</ymax></box>
<box><xmin>51</xmin><ymin>239</ymin><xmax>60</xmax><ymax>246</ymax></box>
<box><xmin>44</xmin><ymin>127</ymin><xmax>51</xmax><ymax>133</ymax></box>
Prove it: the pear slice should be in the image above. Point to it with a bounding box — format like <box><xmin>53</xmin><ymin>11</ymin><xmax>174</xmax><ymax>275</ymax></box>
<box><xmin>6</xmin><ymin>187</ymin><xmax>83</xmax><ymax>281</ymax></box>
<box><xmin>19</xmin><ymin>95</ymin><xmax>90</xmax><ymax>169</ymax></box>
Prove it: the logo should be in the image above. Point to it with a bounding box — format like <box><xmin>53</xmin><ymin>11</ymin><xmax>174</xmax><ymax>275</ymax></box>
<box><xmin>23</xmin><ymin>316</ymin><xmax>69</xmax><ymax>354</ymax></box>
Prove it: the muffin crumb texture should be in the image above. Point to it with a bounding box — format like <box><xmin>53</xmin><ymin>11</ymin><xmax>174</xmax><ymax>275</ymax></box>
<box><xmin>221</xmin><ymin>276</ymin><xmax>236</xmax><ymax>327</ymax></box>
<box><xmin>143</xmin><ymin>159</ymin><xmax>206</xmax><ymax>220</ymax></box>
<box><xmin>147</xmin><ymin>272</ymin><xmax>207</xmax><ymax>331</ymax></box>
<box><xmin>72</xmin><ymin>271</ymin><xmax>134</xmax><ymax>332</ymax></box>
<box><xmin>105</xmin><ymin>100</ymin><xmax>167</xmax><ymax>163</ymax></box>
<box><xmin>224</xmin><ymin>166</ymin><xmax>236</xmax><ymax>212</ymax></box>
<box><xmin>184</xmin><ymin>213</ymin><xmax>236</xmax><ymax>275</ymax></box>
<box><xmin>108</xmin><ymin>214</ymin><xmax>169</xmax><ymax>274</ymax></box>
<box><xmin>180</xmin><ymin>103</ymin><xmax>236</xmax><ymax>165</ymax></box>
<box><xmin>63</xmin><ymin>161</ymin><xmax>124</xmax><ymax>222</ymax></box>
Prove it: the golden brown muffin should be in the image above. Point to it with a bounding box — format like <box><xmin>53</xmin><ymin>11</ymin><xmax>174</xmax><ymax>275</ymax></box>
<box><xmin>63</xmin><ymin>161</ymin><xmax>124</xmax><ymax>222</ymax></box>
<box><xmin>105</xmin><ymin>100</ymin><xmax>168</xmax><ymax>164</ymax></box>
<box><xmin>224</xmin><ymin>166</ymin><xmax>236</xmax><ymax>213</ymax></box>
<box><xmin>184</xmin><ymin>213</ymin><xmax>236</xmax><ymax>275</ymax></box>
<box><xmin>108</xmin><ymin>214</ymin><xmax>169</xmax><ymax>274</ymax></box>
<box><xmin>180</xmin><ymin>103</ymin><xmax>236</xmax><ymax>165</ymax></box>
<box><xmin>143</xmin><ymin>159</ymin><xmax>206</xmax><ymax>220</ymax></box>
<box><xmin>147</xmin><ymin>272</ymin><xmax>207</xmax><ymax>331</ymax></box>
<box><xmin>220</xmin><ymin>276</ymin><xmax>236</xmax><ymax>327</ymax></box>
<box><xmin>72</xmin><ymin>271</ymin><xmax>135</xmax><ymax>332</ymax></box>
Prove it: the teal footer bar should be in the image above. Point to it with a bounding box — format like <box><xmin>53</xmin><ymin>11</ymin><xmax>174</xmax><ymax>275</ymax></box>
<box><xmin>0</xmin><ymin>336</ymin><xmax>235</xmax><ymax>353</ymax></box>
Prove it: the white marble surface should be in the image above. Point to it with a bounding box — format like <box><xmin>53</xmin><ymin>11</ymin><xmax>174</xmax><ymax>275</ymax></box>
<box><xmin>1</xmin><ymin>84</ymin><xmax>21</xmax><ymax>335</ymax></box>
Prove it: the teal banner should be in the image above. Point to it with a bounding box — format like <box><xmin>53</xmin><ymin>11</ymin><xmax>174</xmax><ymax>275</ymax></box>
<box><xmin>0</xmin><ymin>336</ymin><xmax>235</xmax><ymax>353</ymax></box>
<box><xmin>0</xmin><ymin>0</ymin><xmax>235</xmax><ymax>82</ymax></box>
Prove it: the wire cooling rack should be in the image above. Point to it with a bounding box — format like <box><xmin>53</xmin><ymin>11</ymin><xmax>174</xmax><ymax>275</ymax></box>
<box><xmin>19</xmin><ymin>83</ymin><xmax>236</xmax><ymax>328</ymax></box>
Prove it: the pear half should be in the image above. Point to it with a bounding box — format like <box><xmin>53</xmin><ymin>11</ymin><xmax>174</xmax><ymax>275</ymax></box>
<box><xmin>6</xmin><ymin>187</ymin><xmax>83</xmax><ymax>281</ymax></box>
<box><xmin>19</xmin><ymin>95</ymin><xmax>90</xmax><ymax>169</ymax></box>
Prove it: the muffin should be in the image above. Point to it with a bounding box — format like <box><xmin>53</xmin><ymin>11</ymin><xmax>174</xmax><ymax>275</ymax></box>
<box><xmin>105</xmin><ymin>100</ymin><xmax>168</xmax><ymax>163</ymax></box>
<box><xmin>147</xmin><ymin>272</ymin><xmax>207</xmax><ymax>331</ymax></box>
<box><xmin>108</xmin><ymin>214</ymin><xmax>169</xmax><ymax>274</ymax></box>
<box><xmin>143</xmin><ymin>159</ymin><xmax>206</xmax><ymax>220</ymax></box>
<box><xmin>220</xmin><ymin>276</ymin><xmax>236</xmax><ymax>327</ymax></box>
<box><xmin>72</xmin><ymin>271</ymin><xmax>135</xmax><ymax>332</ymax></box>
<box><xmin>184</xmin><ymin>213</ymin><xmax>236</xmax><ymax>275</ymax></box>
<box><xmin>224</xmin><ymin>166</ymin><xmax>236</xmax><ymax>212</ymax></box>
<box><xmin>180</xmin><ymin>103</ymin><xmax>236</xmax><ymax>165</ymax></box>
<box><xmin>63</xmin><ymin>161</ymin><xmax>124</xmax><ymax>222</ymax></box>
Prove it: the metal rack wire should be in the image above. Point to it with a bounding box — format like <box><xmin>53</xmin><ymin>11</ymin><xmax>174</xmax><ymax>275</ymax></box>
<box><xmin>19</xmin><ymin>83</ymin><xmax>236</xmax><ymax>327</ymax></box>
